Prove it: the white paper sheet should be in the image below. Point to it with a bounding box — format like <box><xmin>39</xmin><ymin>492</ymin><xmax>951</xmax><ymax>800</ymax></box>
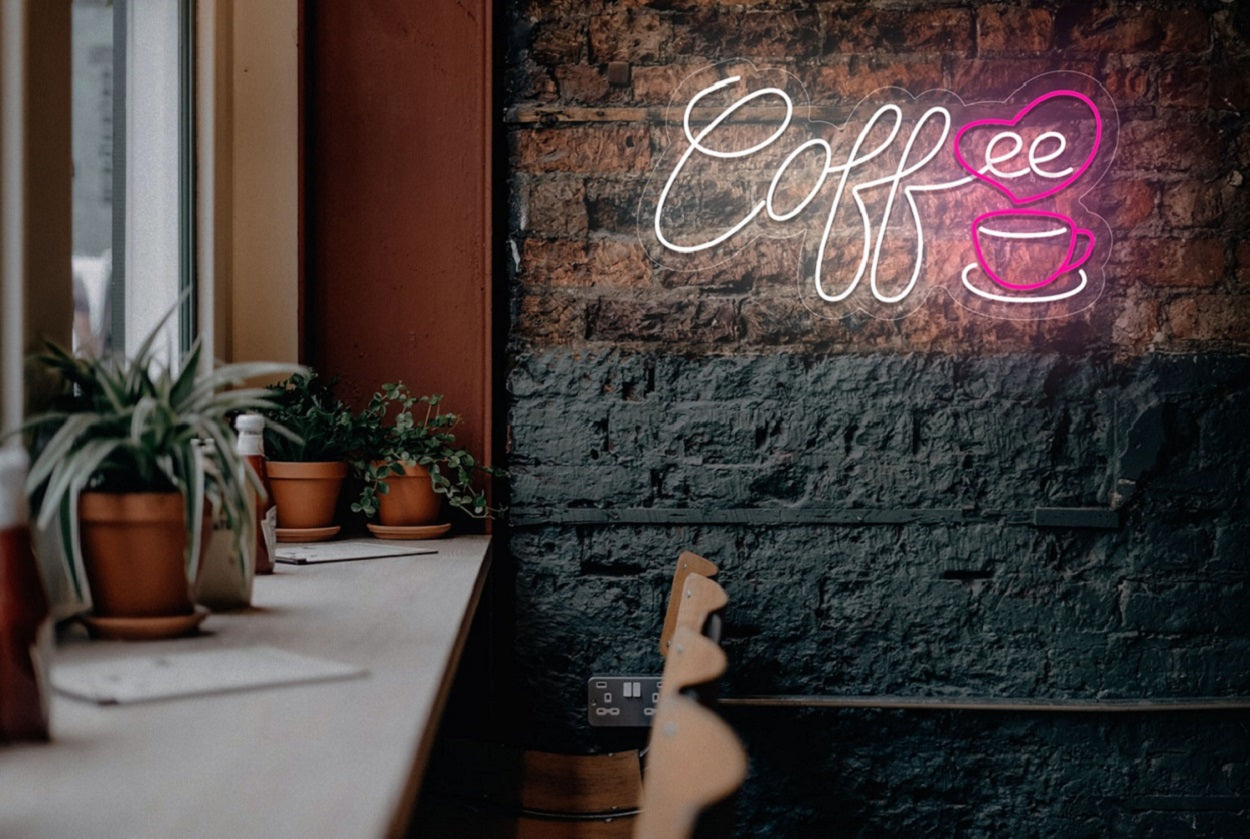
<box><xmin>275</xmin><ymin>539</ymin><xmax>436</xmax><ymax>564</ymax></box>
<box><xmin>52</xmin><ymin>645</ymin><xmax>367</xmax><ymax>705</ymax></box>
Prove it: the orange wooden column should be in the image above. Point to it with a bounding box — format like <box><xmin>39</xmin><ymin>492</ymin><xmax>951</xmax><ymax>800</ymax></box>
<box><xmin>303</xmin><ymin>0</ymin><xmax>494</xmax><ymax>472</ymax></box>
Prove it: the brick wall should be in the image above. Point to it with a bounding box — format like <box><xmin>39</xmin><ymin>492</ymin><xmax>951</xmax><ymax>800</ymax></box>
<box><xmin>501</xmin><ymin>2</ymin><xmax>1250</xmax><ymax>835</ymax></box>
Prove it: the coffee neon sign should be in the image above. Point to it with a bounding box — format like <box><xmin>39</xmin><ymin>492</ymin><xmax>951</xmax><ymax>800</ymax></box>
<box><xmin>640</xmin><ymin>64</ymin><xmax>1118</xmax><ymax>320</ymax></box>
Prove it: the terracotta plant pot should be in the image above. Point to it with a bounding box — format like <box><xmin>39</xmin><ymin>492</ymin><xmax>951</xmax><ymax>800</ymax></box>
<box><xmin>78</xmin><ymin>491</ymin><xmax>199</xmax><ymax>619</ymax></box>
<box><xmin>375</xmin><ymin>462</ymin><xmax>442</xmax><ymax>526</ymax></box>
<box><xmin>266</xmin><ymin>461</ymin><xmax>348</xmax><ymax>529</ymax></box>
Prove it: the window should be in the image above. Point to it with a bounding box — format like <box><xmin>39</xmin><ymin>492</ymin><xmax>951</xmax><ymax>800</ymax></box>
<box><xmin>71</xmin><ymin>0</ymin><xmax>193</xmax><ymax>362</ymax></box>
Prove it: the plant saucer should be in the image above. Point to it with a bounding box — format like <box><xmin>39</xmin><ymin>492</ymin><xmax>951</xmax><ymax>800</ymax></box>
<box><xmin>81</xmin><ymin>605</ymin><xmax>210</xmax><ymax>641</ymax></box>
<box><xmin>276</xmin><ymin>525</ymin><xmax>341</xmax><ymax>543</ymax></box>
<box><xmin>365</xmin><ymin>522</ymin><xmax>451</xmax><ymax>540</ymax></box>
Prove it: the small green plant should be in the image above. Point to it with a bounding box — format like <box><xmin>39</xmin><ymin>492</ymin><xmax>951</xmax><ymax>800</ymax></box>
<box><xmin>14</xmin><ymin>305</ymin><xmax>300</xmax><ymax>598</ymax></box>
<box><xmin>350</xmin><ymin>383</ymin><xmax>503</xmax><ymax>520</ymax></box>
<box><xmin>262</xmin><ymin>371</ymin><xmax>356</xmax><ymax>462</ymax></box>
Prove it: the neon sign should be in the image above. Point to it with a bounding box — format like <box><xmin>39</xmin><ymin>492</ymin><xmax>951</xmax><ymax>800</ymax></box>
<box><xmin>639</xmin><ymin>64</ymin><xmax>1118</xmax><ymax>321</ymax></box>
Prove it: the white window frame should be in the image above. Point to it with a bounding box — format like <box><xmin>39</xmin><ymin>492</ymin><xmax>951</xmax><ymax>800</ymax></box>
<box><xmin>0</xmin><ymin>0</ymin><xmax>299</xmax><ymax>438</ymax></box>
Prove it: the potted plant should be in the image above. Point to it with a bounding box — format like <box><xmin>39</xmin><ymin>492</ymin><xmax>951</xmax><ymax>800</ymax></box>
<box><xmin>351</xmin><ymin>383</ymin><xmax>502</xmax><ymax>537</ymax></box>
<box><xmin>16</xmin><ymin>312</ymin><xmax>299</xmax><ymax>639</ymax></box>
<box><xmin>262</xmin><ymin>371</ymin><xmax>356</xmax><ymax>538</ymax></box>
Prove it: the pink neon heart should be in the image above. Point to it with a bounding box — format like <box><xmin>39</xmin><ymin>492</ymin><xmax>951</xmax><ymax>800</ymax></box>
<box><xmin>953</xmin><ymin>90</ymin><xmax>1103</xmax><ymax>205</ymax></box>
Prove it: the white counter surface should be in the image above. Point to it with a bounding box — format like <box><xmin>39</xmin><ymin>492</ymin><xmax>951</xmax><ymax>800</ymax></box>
<box><xmin>0</xmin><ymin>535</ymin><xmax>493</xmax><ymax>839</ymax></box>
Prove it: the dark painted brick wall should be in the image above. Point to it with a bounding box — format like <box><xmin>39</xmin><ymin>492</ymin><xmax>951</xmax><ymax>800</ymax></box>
<box><xmin>500</xmin><ymin>1</ymin><xmax>1250</xmax><ymax>835</ymax></box>
<box><xmin>503</xmin><ymin>350</ymin><xmax>1250</xmax><ymax>836</ymax></box>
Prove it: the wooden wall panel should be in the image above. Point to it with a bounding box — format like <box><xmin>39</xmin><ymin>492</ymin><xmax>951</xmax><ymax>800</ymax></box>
<box><xmin>304</xmin><ymin>0</ymin><xmax>492</xmax><ymax>469</ymax></box>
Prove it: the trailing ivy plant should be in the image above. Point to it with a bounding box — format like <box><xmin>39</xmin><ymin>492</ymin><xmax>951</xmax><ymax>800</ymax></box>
<box><xmin>350</xmin><ymin>383</ymin><xmax>504</xmax><ymax>520</ymax></box>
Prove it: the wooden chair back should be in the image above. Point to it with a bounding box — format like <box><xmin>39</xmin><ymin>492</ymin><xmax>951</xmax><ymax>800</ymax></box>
<box><xmin>632</xmin><ymin>694</ymin><xmax>748</xmax><ymax>839</ymax></box>
<box><xmin>658</xmin><ymin>625</ymin><xmax>727</xmax><ymax>703</ymax></box>
<box><xmin>670</xmin><ymin>572</ymin><xmax>727</xmax><ymax>649</ymax></box>
<box><xmin>658</xmin><ymin>551</ymin><xmax>718</xmax><ymax>656</ymax></box>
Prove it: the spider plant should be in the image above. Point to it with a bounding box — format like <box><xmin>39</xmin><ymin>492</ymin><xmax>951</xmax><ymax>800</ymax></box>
<box><xmin>15</xmin><ymin>309</ymin><xmax>302</xmax><ymax>600</ymax></box>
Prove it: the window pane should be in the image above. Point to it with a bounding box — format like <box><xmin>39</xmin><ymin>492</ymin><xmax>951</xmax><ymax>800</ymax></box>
<box><xmin>70</xmin><ymin>0</ymin><xmax>113</xmax><ymax>358</ymax></box>
<box><xmin>71</xmin><ymin>0</ymin><xmax>192</xmax><ymax>363</ymax></box>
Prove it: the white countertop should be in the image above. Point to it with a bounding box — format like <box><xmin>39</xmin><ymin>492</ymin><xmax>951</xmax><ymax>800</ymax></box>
<box><xmin>0</xmin><ymin>534</ymin><xmax>493</xmax><ymax>839</ymax></box>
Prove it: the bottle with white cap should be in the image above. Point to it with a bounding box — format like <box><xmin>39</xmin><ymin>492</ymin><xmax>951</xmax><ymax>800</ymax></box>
<box><xmin>235</xmin><ymin>414</ymin><xmax>276</xmax><ymax>575</ymax></box>
<box><xmin>0</xmin><ymin>445</ymin><xmax>51</xmax><ymax>742</ymax></box>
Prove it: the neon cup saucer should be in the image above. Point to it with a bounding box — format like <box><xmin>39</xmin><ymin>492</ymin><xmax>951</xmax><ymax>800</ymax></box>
<box><xmin>961</xmin><ymin>262</ymin><xmax>1088</xmax><ymax>304</ymax></box>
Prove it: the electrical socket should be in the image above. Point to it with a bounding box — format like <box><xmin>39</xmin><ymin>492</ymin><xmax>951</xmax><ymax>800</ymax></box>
<box><xmin>587</xmin><ymin>675</ymin><xmax>662</xmax><ymax>727</ymax></box>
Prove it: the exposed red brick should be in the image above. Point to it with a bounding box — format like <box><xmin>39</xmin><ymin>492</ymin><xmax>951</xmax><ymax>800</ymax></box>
<box><xmin>530</xmin><ymin>19</ymin><xmax>586</xmax><ymax>65</ymax></box>
<box><xmin>521</xmin><ymin>239</ymin><xmax>589</xmax><ymax>287</ymax></box>
<box><xmin>511</xmin><ymin>64</ymin><xmax>559</xmax><ymax>103</ymax></box>
<box><xmin>507</xmin><ymin>2</ymin><xmax>1244</xmax><ymax>357</ymax></box>
<box><xmin>1161</xmin><ymin>9</ymin><xmax>1213</xmax><ymax>52</ymax></box>
<box><xmin>515</xmin><ymin>289</ymin><xmax>588</xmax><ymax>345</ymax></box>
<box><xmin>632</xmin><ymin>64</ymin><xmax>704</xmax><ymax>105</ymax></box>
<box><xmin>1101</xmin><ymin>63</ymin><xmax>1151</xmax><ymax>106</ymax></box>
<box><xmin>1092</xmin><ymin>179</ymin><xmax>1156</xmax><ymax>231</ymax></box>
<box><xmin>1117</xmin><ymin>120</ymin><xmax>1226</xmax><ymax>176</ymax></box>
<box><xmin>1166</xmin><ymin>296</ymin><xmax>1200</xmax><ymax>339</ymax></box>
<box><xmin>521</xmin><ymin>177</ymin><xmax>588</xmax><ymax>237</ymax></box>
<box><xmin>585</xmin><ymin>176</ymin><xmax>648</xmax><ymax>236</ymax></box>
<box><xmin>1159</xmin><ymin>64</ymin><xmax>1212</xmax><ymax>109</ymax></box>
<box><xmin>522</xmin><ymin>238</ymin><xmax>651</xmax><ymax>290</ymax></box>
<box><xmin>514</xmin><ymin>125</ymin><xmax>652</xmax><ymax>173</ymax></box>
<box><xmin>515</xmin><ymin>0</ymin><xmax>603</xmax><ymax>18</ymax></box>
<box><xmin>1239</xmin><ymin>241</ymin><xmax>1250</xmax><ymax>287</ymax></box>
<box><xmin>1117</xmin><ymin>238</ymin><xmax>1226</xmax><ymax>288</ymax></box>
<box><xmin>826</xmin><ymin>8</ymin><xmax>888</xmax><ymax>53</ymax></box>
<box><xmin>947</xmin><ymin>59</ymin><xmax>1095</xmax><ymax>99</ymax></box>
<box><xmin>589</xmin><ymin>296</ymin><xmax>739</xmax><ymax>344</ymax></box>
<box><xmin>588</xmin><ymin>239</ymin><xmax>654</xmax><ymax>289</ymax></box>
<box><xmin>977</xmin><ymin>7</ymin><xmax>1053</xmax><ymax>54</ymax></box>
<box><xmin>740</xmin><ymin>295</ymin><xmax>890</xmax><ymax>350</ymax></box>
<box><xmin>904</xmin><ymin>9</ymin><xmax>973</xmax><ymax>54</ymax></box>
<box><xmin>589</xmin><ymin>9</ymin><xmax>670</xmax><ymax>64</ymax></box>
<box><xmin>1112</xmin><ymin>291</ymin><xmax>1162</xmax><ymax>356</ymax></box>
<box><xmin>1062</xmin><ymin>8</ymin><xmax>1208</xmax><ymax>54</ymax></box>
<box><xmin>658</xmin><ymin>236</ymin><xmax>802</xmax><ymax>292</ymax></box>
<box><xmin>554</xmin><ymin>64</ymin><xmax>613</xmax><ymax>104</ymax></box>
<box><xmin>1212</xmin><ymin>7</ymin><xmax>1250</xmax><ymax>58</ymax></box>
<box><xmin>802</xmin><ymin>58</ymin><xmax>944</xmax><ymax>104</ymax></box>
<box><xmin>1159</xmin><ymin>182</ymin><xmax>1228</xmax><ymax>230</ymax></box>
<box><xmin>1165</xmin><ymin>294</ymin><xmax>1250</xmax><ymax>345</ymax></box>
<box><xmin>663</xmin><ymin>8</ymin><xmax>730</xmax><ymax>58</ymax></box>
<box><xmin>736</xmin><ymin>10</ymin><xmax>826</xmax><ymax>60</ymax></box>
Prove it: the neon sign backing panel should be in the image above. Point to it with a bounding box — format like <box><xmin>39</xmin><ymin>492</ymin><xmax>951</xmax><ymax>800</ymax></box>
<box><xmin>638</xmin><ymin>63</ymin><xmax>1119</xmax><ymax>321</ymax></box>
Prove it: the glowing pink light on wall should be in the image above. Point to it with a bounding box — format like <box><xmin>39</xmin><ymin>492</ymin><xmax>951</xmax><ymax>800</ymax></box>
<box><xmin>953</xmin><ymin>90</ymin><xmax>1104</xmax><ymax>205</ymax></box>
<box><xmin>640</xmin><ymin>65</ymin><xmax>1117</xmax><ymax>320</ymax></box>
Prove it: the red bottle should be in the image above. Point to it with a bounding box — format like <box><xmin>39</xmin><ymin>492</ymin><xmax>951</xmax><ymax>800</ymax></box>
<box><xmin>235</xmin><ymin>414</ymin><xmax>276</xmax><ymax>575</ymax></box>
<box><xmin>0</xmin><ymin>446</ymin><xmax>51</xmax><ymax>743</ymax></box>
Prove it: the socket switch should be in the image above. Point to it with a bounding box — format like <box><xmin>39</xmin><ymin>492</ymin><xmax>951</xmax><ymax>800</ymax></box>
<box><xmin>587</xmin><ymin>675</ymin><xmax>662</xmax><ymax>727</ymax></box>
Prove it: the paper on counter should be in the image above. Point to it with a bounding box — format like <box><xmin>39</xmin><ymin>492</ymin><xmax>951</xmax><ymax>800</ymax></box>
<box><xmin>52</xmin><ymin>645</ymin><xmax>367</xmax><ymax>705</ymax></box>
<box><xmin>275</xmin><ymin>539</ymin><xmax>436</xmax><ymax>564</ymax></box>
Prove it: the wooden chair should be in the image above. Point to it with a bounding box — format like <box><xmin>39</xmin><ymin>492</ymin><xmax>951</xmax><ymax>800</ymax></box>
<box><xmin>415</xmin><ymin>740</ymin><xmax>642</xmax><ymax>838</ymax></box>
<box><xmin>632</xmin><ymin>694</ymin><xmax>748</xmax><ymax>839</ymax></box>
<box><xmin>631</xmin><ymin>580</ymin><xmax>746</xmax><ymax>839</ymax></box>
<box><xmin>667</xmin><ymin>571</ymin><xmax>728</xmax><ymax>653</ymax></box>
<box><xmin>412</xmin><ymin>551</ymin><xmax>725</xmax><ymax>837</ymax></box>
<box><xmin>658</xmin><ymin>551</ymin><xmax>718</xmax><ymax>657</ymax></box>
<box><xmin>657</xmin><ymin>625</ymin><xmax>727</xmax><ymax>703</ymax></box>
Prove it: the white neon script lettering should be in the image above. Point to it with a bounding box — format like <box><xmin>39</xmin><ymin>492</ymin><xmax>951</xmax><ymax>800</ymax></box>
<box><xmin>652</xmin><ymin>79</ymin><xmax>1104</xmax><ymax>308</ymax></box>
<box><xmin>654</xmin><ymin>77</ymin><xmax>793</xmax><ymax>254</ymax></box>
